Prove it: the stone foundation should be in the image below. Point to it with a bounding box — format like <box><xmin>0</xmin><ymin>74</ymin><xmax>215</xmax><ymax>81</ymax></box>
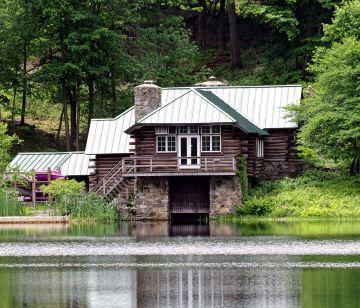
<box><xmin>209</xmin><ymin>176</ymin><xmax>242</xmax><ymax>217</ymax></box>
<box><xmin>135</xmin><ymin>177</ymin><xmax>169</xmax><ymax>220</ymax></box>
<box><xmin>263</xmin><ymin>160</ymin><xmax>306</xmax><ymax>180</ymax></box>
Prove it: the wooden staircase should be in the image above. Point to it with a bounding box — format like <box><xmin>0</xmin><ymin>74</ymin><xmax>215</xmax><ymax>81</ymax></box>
<box><xmin>90</xmin><ymin>160</ymin><xmax>135</xmax><ymax>202</ymax></box>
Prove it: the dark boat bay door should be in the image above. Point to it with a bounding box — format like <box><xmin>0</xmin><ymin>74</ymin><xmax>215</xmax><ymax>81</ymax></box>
<box><xmin>169</xmin><ymin>177</ymin><xmax>210</xmax><ymax>216</ymax></box>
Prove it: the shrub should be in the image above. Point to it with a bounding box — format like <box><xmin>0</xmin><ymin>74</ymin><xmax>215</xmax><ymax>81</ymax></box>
<box><xmin>0</xmin><ymin>187</ymin><xmax>25</xmax><ymax>216</ymax></box>
<box><xmin>41</xmin><ymin>179</ymin><xmax>119</xmax><ymax>222</ymax></box>
<box><xmin>235</xmin><ymin>169</ymin><xmax>360</xmax><ymax>218</ymax></box>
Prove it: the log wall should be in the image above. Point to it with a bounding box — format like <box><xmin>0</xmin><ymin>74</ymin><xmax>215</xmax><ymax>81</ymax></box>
<box><xmin>89</xmin><ymin>154</ymin><xmax>131</xmax><ymax>190</ymax></box>
<box><xmin>262</xmin><ymin>128</ymin><xmax>303</xmax><ymax>179</ymax></box>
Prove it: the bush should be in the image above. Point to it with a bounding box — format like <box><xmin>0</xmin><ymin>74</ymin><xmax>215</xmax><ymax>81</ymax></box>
<box><xmin>42</xmin><ymin>179</ymin><xmax>118</xmax><ymax>222</ymax></box>
<box><xmin>0</xmin><ymin>187</ymin><xmax>25</xmax><ymax>216</ymax></box>
<box><xmin>234</xmin><ymin>170</ymin><xmax>360</xmax><ymax>218</ymax></box>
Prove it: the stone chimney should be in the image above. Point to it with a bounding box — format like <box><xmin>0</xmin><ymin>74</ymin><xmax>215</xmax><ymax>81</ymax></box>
<box><xmin>134</xmin><ymin>80</ymin><xmax>161</xmax><ymax>121</ymax></box>
<box><xmin>195</xmin><ymin>76</ymin><xmax>229</xmax><ymax>87</ymax></box>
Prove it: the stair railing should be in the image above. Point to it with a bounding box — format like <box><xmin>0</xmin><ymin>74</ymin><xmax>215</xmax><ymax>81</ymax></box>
<box><xmin>90</xmin><ymin>159</ymin><xmax>124</xmax><ymax>195</ymax></box>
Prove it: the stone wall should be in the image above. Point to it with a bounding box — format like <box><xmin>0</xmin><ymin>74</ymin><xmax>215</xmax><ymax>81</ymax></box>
<box><xmin>263</xmin><ymin>160</ymin><xmax>305</xmax><ymax>180</ymax></box>
<box><xmin>135</xmin><ymin>177</ymin><xmax>169</xmax><ymax>220</ymax></box>
<box><xmin>209</xmin><ymin>176</ymin><xmax>242</xmax><ymax>217</ymax></box>
<box><xmin>134</xmin><ymin>81</ymin><xmax>161</xmax><ymax>121</ymax></box>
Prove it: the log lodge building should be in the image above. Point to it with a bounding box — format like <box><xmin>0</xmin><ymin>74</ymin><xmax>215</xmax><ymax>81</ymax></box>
<box><xmin>85</xmin><ymin>78</ymin><xmax>303</xmax><ymax>220</ymax></box>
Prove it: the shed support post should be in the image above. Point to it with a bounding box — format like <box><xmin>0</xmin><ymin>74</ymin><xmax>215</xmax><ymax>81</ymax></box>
<box><xmin>31</xmin><ymin>170</ymin><xmax>36</xmax><ymax>208</ymax></box>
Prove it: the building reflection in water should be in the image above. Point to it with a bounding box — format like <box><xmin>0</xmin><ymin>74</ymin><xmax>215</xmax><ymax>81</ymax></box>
<box><xmin>137</xmin><ymin>267</ymin><xmax>300</xmax><ymax>307</ymax></box>
<box><xmin>5</xmin><ymin>262</ymin><xmax>300</xmax><ymax>307</ymax></box>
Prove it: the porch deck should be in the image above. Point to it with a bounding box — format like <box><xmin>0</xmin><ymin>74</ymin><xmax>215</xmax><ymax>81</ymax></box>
<box><xmin>121</xmin><ymin>155</ymin><xmax>236</xmax><ymax>177</ymax></box>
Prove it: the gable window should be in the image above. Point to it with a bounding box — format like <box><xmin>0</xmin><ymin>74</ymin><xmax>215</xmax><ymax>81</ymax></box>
<box><xmin>157</xmin><ymin>135</ymin><xmax>176</xmax><ymax>153</ymax></box>
<box><xmin>201</xmin><ymin>125</ymin><xmax>221</xmax><ymax>152</ymax></box>
<box><xmin>155</xmin><ymin>126</ymin><xmax>168</xmax><ymax>135</ymax></box>
<box><xmin>256</xmin><ymin>139</ymin><xmax>264</xmax><ymax>158</ymax></box>
<box><xmin>179</xmin><ymin>126</ymin><xmax>188</xmax><ymax>134</ymax></box>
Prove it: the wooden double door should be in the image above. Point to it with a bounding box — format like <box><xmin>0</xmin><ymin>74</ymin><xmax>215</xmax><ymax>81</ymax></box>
<box><xmin>169</xmin><ymin>177</ymin><xmax>210</xmax><ymax>215</ymax></box>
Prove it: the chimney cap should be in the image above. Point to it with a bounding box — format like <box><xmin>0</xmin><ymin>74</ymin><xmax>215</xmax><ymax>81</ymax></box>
<box><xmin>136</xmin><ymin>80</ymin><xmax>160</xmax><ymax>88</ymax></box>
<box><xmin>195</xmin><ymin>76</ymin><xmax>229</xmax><ymax>87</ymax></box>
<box><xmin>144</xmin><ymin>80</ymin><xmax>155</xmax><ymax>84</ymax></box>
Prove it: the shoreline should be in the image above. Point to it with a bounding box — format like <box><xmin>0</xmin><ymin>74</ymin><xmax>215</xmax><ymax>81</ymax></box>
<box><xmin>0</xmin><ymin>216</ymin><xmax>69</xmax><ymax>224</ymax></box>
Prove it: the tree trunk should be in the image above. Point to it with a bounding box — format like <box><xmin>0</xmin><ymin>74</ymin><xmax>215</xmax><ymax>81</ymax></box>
<box><xmin>219</xmin><ymin>0</ymin><xmax>226</xmax><ymax>53</ymax></box>
<box><xmin>62</xmin><ymin>81</ymin><xmax>71</xmax><ymax>151</ymax></box>
<box><xmin>69</xmin><ymin>88</ymin><xmax>77</xmax><ymax>148</ymax></box>
<box><xmin>76</xmin><ymin>83</ymin><xmax>81</xmax><ymax>151</ymax></box>
<box><xmin>11</xmin><ymin>86</ymin><xmax>17</xmax><ymax>130</ymax></box>
<box><xmin>87</xmin><ymin>80</ymin><xmax>94</xmax><ymax>133</ymax></box>
<box><xmin>111</xmin><ymin>70</ymin><xmax>117</xmax><ymax>114</ymax></box>
<box><xmin>227</xmin><ymin>0</ymin><xmax>242</xmax><ymax>68</ymax></box>
<box><xmin>197</xmin><ymin>0</ymin><xmax>207</xmax><ymax>48</ymax></box>
<box><xmin>20</xmin><ymin>0</ymin><xmax>28</xmax><ymax>126</ymax></box>
<box><xmin>56</xmin><ymin>105</ymin><xmax>64</xmax><ymax>142</ymax></box>
<box><xmin>350</xmin><ymin>157</ymin><xmax>359</xmax><ymax>175</ymax></box>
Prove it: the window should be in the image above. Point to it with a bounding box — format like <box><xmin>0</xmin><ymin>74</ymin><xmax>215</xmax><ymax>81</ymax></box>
<box><xmin>212</xmin><ymin>125</ymin><xmax>221</xmax><ymax>134</ymax></box>
<box><xmin>157</xmin><ymin>136</ymin><xmax>176</xmax><ymax>152</ymax></box>
<box><xmin>201</xmin><ymin>135</ymin><xmax>221</xmax><ymax>152</ymax></box>
<box><xmin>201</xmin><ymin>125</ymin><xmax>221</xmax><ymax>134</ymax></box>
<box><xmin>212</xmin><ymin>136</ymin><xmax>221</xmax><ymax>151</ymax></box>
<box><xmin>201</xmin><ymin>125</ymin><xmax>221</xmax><ymax>152</ymax></box>
<box><xmin>155</xmin><ymin>126</ymin><xmax>168</xmax><ymax>135</ymax></box>
<box><xmin>189</xmin><ymin>125</ymin><xmax>199</xmax><ymax>134</ymax></box>
<box><xmin>167</xmin><ymin>136</ymin><xmax>176</xmax><ymax>152</ymax></box>
<box><xmin>201</xmin><ymin>126</ymin><xmax>211</xmax><ymax>134</ymax></box>
<box><xmin>201</xmin><ymin>136</ymin><xmax>211</xmax><ymax>151</ymax></box>
<box><xmin>168</xmin><ymin>126</ymin><xmax>176</xmax><ymax>134</ymax></box>
<box><xmin>256</xmin><ymin>139</ymin><xmax>264</xmax><ymax>158</ymax></box>
<box><xmin>179</xmin><ymin>126</ymin><xmax>188</xmax><ymax>134</ymax></box>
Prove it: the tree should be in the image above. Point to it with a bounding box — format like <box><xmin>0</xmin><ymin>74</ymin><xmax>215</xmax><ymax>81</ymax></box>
<box><xmin>0</xmin><ymin>123</ymin><xmax>21</xmax><ymax>171</ymax></box>
<box><xmin>291</xmin><ymin>0</ymin><xmax>360</xmax><ymax>174</ymax></box>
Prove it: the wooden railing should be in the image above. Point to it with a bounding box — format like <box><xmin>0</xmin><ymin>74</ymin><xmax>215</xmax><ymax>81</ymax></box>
<box><xmin>121</xmin><ymin>155</ymin><xmax>236</xmax><ymax>174</ymax></box>
<box><xmin>90</xmin><ymin>159</ymin><xmax>125</xmax><ymax>195</ymax></box>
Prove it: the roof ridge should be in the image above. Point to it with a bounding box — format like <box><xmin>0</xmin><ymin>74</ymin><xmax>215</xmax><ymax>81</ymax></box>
<box><xmin>196</xmin><ymin>89</ymin><xmax>268</xmax><ymax>135</ymax></box>
<box><xmin>134</xmin><ymin>89</ymin><xmax>193</xmax><ymax>124</ymax></box>
<box><xmin>162</xmin><ymin>85</ymin><xmax>302</xmax><ymax>90</ymax></box>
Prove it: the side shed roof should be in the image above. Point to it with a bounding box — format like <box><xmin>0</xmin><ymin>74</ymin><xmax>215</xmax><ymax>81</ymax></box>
<box><xmin>8</xmin><ymin>152</ymin><xmax>92</xmax><ymax>176</ymax></box>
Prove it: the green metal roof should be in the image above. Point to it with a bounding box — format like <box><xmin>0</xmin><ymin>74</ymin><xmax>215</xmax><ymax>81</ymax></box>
<box><xmin>8</xmin><ymin>152</ymin><xmax>92</xmax><ymax>176</ymax></box>
<box><xmin>196</xmin><ymin>90</ymin><xmax>269</xmax><ymax>135</ymax></box>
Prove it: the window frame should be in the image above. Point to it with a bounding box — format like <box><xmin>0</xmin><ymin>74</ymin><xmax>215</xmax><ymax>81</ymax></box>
<box><xmin>256</xmin><ymin>138</ymin><xmax>264</xmax><ymax>158</ymax></box>
<box><xmin>156</xmin><ymin>135</ymin><xmax>177</xmax><ymax>153</ymax></box>
<box><xmin>201</xmin><ymin>135</ymin><xmax>222</xmax><ymax>153</ymax></box>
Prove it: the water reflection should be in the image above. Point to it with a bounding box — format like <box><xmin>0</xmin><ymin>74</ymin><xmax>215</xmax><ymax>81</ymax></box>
<box><xmin>0</xmin><ymin>220</ymin><xmax>359</xmax><ymax>307</ymax></box>
<box><xmin>1</xmin><ymin>260</ymin><xmax>359</xmax><ymax>307</ymax></box>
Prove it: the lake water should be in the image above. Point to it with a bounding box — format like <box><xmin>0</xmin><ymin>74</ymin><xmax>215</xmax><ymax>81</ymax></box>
<box><xmin>0</xmin><ymin>220</ymin><xmax>359</xmax><ymax>307</ymax></box>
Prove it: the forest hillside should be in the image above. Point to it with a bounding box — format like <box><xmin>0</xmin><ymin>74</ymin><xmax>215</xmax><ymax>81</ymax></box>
<box><xmin>0</xmin><ymin>0</ymin><xmax>358</xmax><ymax>172</ymax></box>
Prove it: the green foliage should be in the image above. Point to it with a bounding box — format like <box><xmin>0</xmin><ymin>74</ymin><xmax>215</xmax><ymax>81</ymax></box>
<box><xmin>53</xmin><ymin>194</ymin><xmax>118</xmax><ymax>223</ymax></box>
<box><xmin>41</xmin><ymin>179</ymin><xmax>118</xmax><ymax>222</ymax></box>
<box><xmin>292</xmin><ymin>38</ymin><xmax>360</xmax><ymax>167</ymax></box>
<box><xmin>41</xmin><ymin>179</ymin><xmax>85</xmax><ymax>199</ymax></box>
<box><xmin>289</xmin><ymin>1</ymin><xmax>360</xmax><ymax>170</ymax></box>
<box><xmin>323</xmin><ymin>0</ymin><xmax>360</xmax><ymax>42</ymax></box>
<box><xmin>0</xmin><ymin>122</ymin><xmax>21</xmax><ymax>172</ymax></box>
<box><xmin>235</xmin><ymin>170</ymin><xmax>360</xmax><ymax>218</ymax></box>
<box><xmin>0</xmin><ymin>187</ymin><xmax>25</xmax><ymax>216</ymax></box>
<box><xmin>236</xmin><ymin>156</ymin><xmax>248</xmax><ymax>199</ymax></box>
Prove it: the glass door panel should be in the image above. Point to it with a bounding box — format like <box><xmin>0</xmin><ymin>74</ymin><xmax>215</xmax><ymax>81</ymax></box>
<box><xmin>178</xmin><ymin>135</ymin><xmax>200</xmax><ymax>168</ymax></box>
<box><xmin>180</xmin><ymin>137</ymin><xmax>187</xmax><ymax>165</ymax></box>
<box><xmin>191</xmin><ymin>137</ymin><xmax>198</xmax><ymax>165</ymax></box>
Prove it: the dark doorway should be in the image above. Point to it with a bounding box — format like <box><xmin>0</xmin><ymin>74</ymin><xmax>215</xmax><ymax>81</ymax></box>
<box><xmin>169</xmin><ymin>176</ymin><xmax>210</xmax><ymax>219</ymax></box>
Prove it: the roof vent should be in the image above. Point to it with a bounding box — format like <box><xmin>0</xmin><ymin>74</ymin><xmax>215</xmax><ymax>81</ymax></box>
<box><xmin>144</xmin><ymin>80</ymin><xmax>155</xmax><ymax>85</ymax></box>
<box><xmin>195</xmin><ymin>76</ymin><xmax>229</xmax><ymax>87</ymax></box>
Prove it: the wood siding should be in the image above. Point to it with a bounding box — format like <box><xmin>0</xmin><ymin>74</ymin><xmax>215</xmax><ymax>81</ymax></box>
<box><xmin>90</xmin><ymin>126</ymin><xmax>301</xmax><ymax>188</ymax></box>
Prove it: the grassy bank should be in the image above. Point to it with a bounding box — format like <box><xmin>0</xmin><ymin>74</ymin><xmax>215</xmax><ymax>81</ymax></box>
<box><xmin>228</xmin><ymin>170</ymin><xmax>360</xmax><ymax>219</ymax></box>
